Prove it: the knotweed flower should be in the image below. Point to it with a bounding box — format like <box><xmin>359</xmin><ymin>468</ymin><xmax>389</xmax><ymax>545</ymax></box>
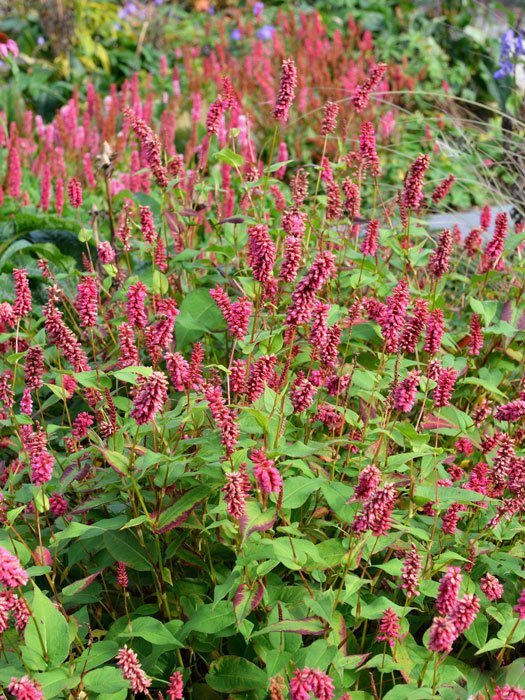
<box><xmin>116</xmin><ymin>561</ymin><xmax>128</xmax><ymax>588</ymax></box>
<box><xmin>7</xmin><ymin>144</ymin><xmax>21</xmax><ymax>198</ymax></box>
<box><xmin>401</xmin><ymin>544</ymin><xmax>422</xmax><ymax>597</ymax></box>
<box><xmin>360</xmin><ymin>219</ymin><xmax>379</xmax><ymax>256</ymax></box>
<box><xmin>250</xmin><ymin>448</ymin><xmax>282</xmax><ymax>494</ymax></box>
<box><xmin>428</xmin><ymin>616</ymin><xmax>457</xmax><ymax>653</ymax></box>
<box><xmin>433</xmin><ymin>367</ymin><xmax>457</xmax><ymax>408</ymax></box>
<box><xmin>399</xmin><ymin>299</ymin><xmax>429</xmax><ymax>353</ymax></box>
<box><xmin>484</xmin><ymin>212</ymin><xmax>508</xmax><ymax>265</ymax></box>
<box><xmin>49</xmin><ymin>493</ymin><xmax>68</xmax><ymax>517</ymax></box>
<box><xmin>206</xmin><ymin>96</ymin><xmax>225</xmax><ymax>136</ymax></box>
<box><xmin>0</xmin><ymin>546</ymin><xmax>28</xmax><ymax>588</ymax></box>
<box><xmin>280</xmin><ymin>234</ymin><xmax>303</xmax><ymax>282</ymax></box>
<box><xmin>342</xmin><ymin>178</ymin><xmax>361</xmax><ymax>220</ymax></box>
<box><xmin>127</xmin><ymin>282</ymin><xmax>148</xmax><ymax>328</ymax></box>
<box><xmin>286</xmin><ymin>251</ymin><xmax>336</xmax><ymax>326</ymax></box>
<box><xmin>464</xmin><ymin>227</ymin><xmax>483</xmax><ymax>257</ymax></box>
<box><xmin>514</xmin><ymin>589</ymin><xmax>525</xmax><ymax>619</ymax></box>
<box><xmin>116</xmin><ymin>645</ymin><xmax>152</xmax><ymax>694</ymax></box>
<box><xmin>290</xmin><ymin>371</ymin><xmax>317</xmax><ymax>413</ymax></box>
<box><xmin>167</xmin><ymin>671</ymin><xmax>184</xmax><ymax>699</ymax></box>
<box><xmin>55</xmin><ymin>177</ymin><xmax>64</xmax><ymax>216</ymax></box>
<box><xmin>290</xmin><ymin>668</ymin><xmax>335</xmax><ymax>700</ymax></box>
<box><xmin>13</xmin><ymin>268</ymin><xmax>32</xmax><ymax>319</ymax></box>
<box><xmin>436</xmin><ymin>566</ymin><xmax>462</xmax><ymax>615</ymax></box>
<box><xmin>204</xmin><ymin>383</ymin><xmax>239</xmax><ymax>456</ymax></box>
<box><xmin>7</xmin><ymin>677</ymin><xmax>43</xmax><ymax>700</ymax></box>
<box><xmin>210</xmin><ymin>286</ymin><xmax>252</xmax><ymax>340</ymax></box>
<box><xmin>431</xmin><ymin>175</ymin><xmax>455</xmax><ymax>204</ymax></box>
<box><xmin>352</xmin><ymin>62</ymin><xmax>387</xmax><ymax>112</ymax></box>
<box><xmin>352</xmin><ymin>484</ymin><xmax>397</xmax><ymax>536</ymax></box>
<box><xmin>10</xmin><ymin>593</ymin><xmax>29</xmax><ymax>631</ymax></box>
<box><xmin>451</xmin><ymin>594</ymin><xmax>480</xmax><ymax>634</ymax></box>
<box><xmin>246</xmin><ymin>355</ymin><xmax>277</xmax><ymax>403</ymax></box>
<box><xmin>326</xmin><ymin>180</ymin><xmax>342</xmax><ymax>220</ymax></box>
<box><xmin>320</xmin><ymin>325</ymin><xmax>342</xmax><ymax>368</ymax></box>
<box><xmin>230</xmin><ymin>359</ymin><xmax>247</xmax><ymax>395</ymax></box>
<box><xmin>492</xmin><ymin>686</ymin><xmax>525</xmax><ymax>700</ymax></box>
<box><xmin>379</xmin><ymin>279</ymin><xmax>410</xmax><ymax>353</ymax></box>
<box><xmin>424</xmin><ymin>308</ymin><xmax>444</xmax><ymax>355</ymax></box>
<box><xmin>131</xmin><ymin>371</ymin><xmax>168</xmax><ymax>425</ymax></box>
<box><xmin>494</xmin><ymin>399</ymin><xmax>525</xmax><ymax>422</ymax></box>
<box><xmin>123</xmin><ymin>107</ymin><xmax>169</xmax><ymax>188</ymax></box>
<box><xmin>117</xmin><ymin>323</ymin><xmax>139</xmax><ymax>369</ymax></box>
<box><xmin>223</xmin><ymin>465</ymin><xmax>250</xmax><ymax>518</ymax></box>
<box><xmin>480</xmin><ymin>205</ymin><xmax>491</xmax><ymax>230</ymax></box>
<box><xmin>97</xmin><ymin>241</ymin><xmax>115</xmax><ymax>264</ymax></box>
<box><xmin>468</xmin><ymin>313</ymin><xmax>484</xmax><ymax>356</ymax></box>
<box><xmin>392</xmin><ymin>370</ymin><xmax>421</xmax><ymax>412</ymax></box>
<box><xmin>376</xmin><ymin>608</ymin><xmax>401</xmax><ymax>646</ymax></box>
<box><xmin>482</xmin><ymin>573</ymin><xmax>504</xmax><ymax>603</ymax></box>
<box><xmin>428</xmin><ymin>229</ymin><xmax>452</xmax><ymax>279</ymax></box>
<box><xmin>442</xmin><ymin>502</ymin><xmax>465</xmax><ymax>534</ymax></box>
<box><xmin>273</xmin><ymin>58</ymin><xmax>297</xmax><ymax>124</ymax></box>
<box><xmin>39</xmin><ymin>163</ymin><xmax>51</xmax><ymax>211</ymax></box>
<box><xmin>165</xmin><ymin>352</ymin><xmax>190</xmax><ymax>391</ymax></box>
<box><xmin>352</xmin><ymin>464</ymin><xmax>381</xmax><ymax>502</ymax></box>
<box><xmin>359</xmin><ymin>121</ymin><xmax>381</xmax><ymax>176</ymax></box>
<box><xmin>31</xmin><ymin>450</ymin><xmax>54</xmax><ymax>486</ymax></box>
<box><xmin>44</xmin><ymin>301</ymin><xmax>90</xmax><ymax>372</ymax></box>
<box><xmin>139</xmin><ymin>205</ymin><xmax>158</xmax><ymax>245</ymax></box>
<box><xmin>291</xmin><ymin>169</ymin><xmax>309</xmax><ymax>206</ymax></box>
<box><xmin>24</xmin><ymin>346</ymin><xmax>44</xmax><ymax>390</ymax></box>
<box><xmin>75</xmin><ymin>276</ymin><xmax>98</xmax><ymax>327</ymax></box>
<box><xmin>72</xmin><ymin>412</ymin><xmax>94</xmax><ymax>439</ymax></box>
<box><xmin>403</xmin><ymin>154</ymin><xmax>430</xmax><ymax>210</ymax></box>
<box><xmin>321</xmin><ymin>101</ymin><xmax>339</xmax><ymax>135</ymax></box>
<box><xmin>310</xmin><ymin>302</ymin><xmax>330</xmax><ymax>351</ymax></box>
<box><xmin>20</xmin><ymin>388</ymin><xmax>32</xmax><ymax>415</ymax></box>
<box><xmin>248</xmin><ymin>225</ymin><xmax>276</xmax><ymax>286</ymax></box>
<box><xmin>188</xmin><ymin>343</ymin><xmax>204</xmax><ymax>390</ymax></box>
<box><xmin>67</xmin><ymin>177</ymin><xmax>83</xmax><ymax>208</ymax></box>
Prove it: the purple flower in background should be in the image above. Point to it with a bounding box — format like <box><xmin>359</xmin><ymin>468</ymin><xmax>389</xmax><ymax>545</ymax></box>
<box><xmin>208</xmin><ymin>6</ymin><xmax>216</xmax><ymax>14</ymax></box>
<box><xmin>231</xmin><ymin>28</ymin><xmax>242</xmax><ymax>41</ymax></box>
<box><xmin>253</xmin><ymin>1</ymin><xmax>264</xmax><ymax>16</ymax></box>
<box><xmin>256</xmin><ymin>25</ymin><xmax>275</xmax><ymax>41</ymax></box>
<box><xmin>494</xmin><ymin>28</ymin><xmax>525</xmax><ymax>79</ymax></box>
<box><xmin>37</xmin><ymin>36</ymin><xmax>46</xmax><ymax>46</ymax></box>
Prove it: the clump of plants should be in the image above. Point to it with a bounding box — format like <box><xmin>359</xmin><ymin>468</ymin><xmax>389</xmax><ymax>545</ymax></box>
<box><xmin>0</xmin><ymin>38</ymin><xmax>524</xmax><ymax>700</ymax></box>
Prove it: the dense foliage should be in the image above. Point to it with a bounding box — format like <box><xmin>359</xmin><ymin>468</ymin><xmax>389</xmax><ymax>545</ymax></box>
<box><xmin>0</xmin><ymin>3</ymin><xmax>525</xmax><ymax>700</ymax></box>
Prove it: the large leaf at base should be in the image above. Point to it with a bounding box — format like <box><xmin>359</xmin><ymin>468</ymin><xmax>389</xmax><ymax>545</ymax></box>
<box><xmin>205</xmin><ymin>656</ymin><xmax>267</xmax><ymax>693</ymax></box>
<box><xmin>103</xmin><ymin>531</ymin><xmax>152</xmax><ymax>571</ymax></box>
<box><xmin>24</xmin><ymin>586</ymin><xmax>70</xmax><ymax>667</ymax></box>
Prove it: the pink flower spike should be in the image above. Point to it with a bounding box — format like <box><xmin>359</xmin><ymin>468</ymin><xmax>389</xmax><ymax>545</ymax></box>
<box><xmin>0</xmin><ymin>546</ymin><xmax>28</xmax><ymax>588</ymax></box>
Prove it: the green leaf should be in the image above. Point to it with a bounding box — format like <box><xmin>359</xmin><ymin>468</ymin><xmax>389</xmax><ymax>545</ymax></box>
<box><xmin>83</xmin><ymin>667</ymin><xmax>130</xmax><ymax>694</ymax></box>
<box><xmin>157</xmin><ymin>485</ymin><xmax>211</xmax><ymax>531</ymax></box>
<box><xmin>75</xmin><ymin>641</ymin><xmax>119</xmax><ymax>672</ymax></box>
<box><xmin>206</xmin><ymin>656</ymin><xmax>267</xmax><ymax>693</ymax></box>
<box><xmin>282</xmin><ymin>476</ymin><xmax>321</xmax><ymax>509</ymax></box>
<box><xmin>180</xmin><ymin>601</ymin><xmax>235</xmax><ymax>638</ymax></box>
<box><xmin>464</xmin><ymin>614</ymin><xmax>488</xmax><ymax>649</ymax></box>
<box><xmin>103</xmin><ymin>531</ymin><xmax>153</xmax><ymax>571</ymax></box>
<box><xmin>24</xmin><ymin>586</ymin><xmax>70</xmax><ymax>667</ymax></box>
<box><xmin>213</xmin><ymin>148</ymin><xmax>245</xmax><ymax>169</ymax></box>
<box><xmin>175</xmin><ymin>288</ymin><xmax>226</xmax><ymax>350</ymax></box>
<box><xmin>119</xmin><ymin>616</ymin><xmax>183</xmax><ymax>648</ymax></box>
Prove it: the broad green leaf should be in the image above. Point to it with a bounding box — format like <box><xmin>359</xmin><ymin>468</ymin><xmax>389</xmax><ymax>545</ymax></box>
<box><xmin>205</xmin><ymin>656</ymin><xmax>266</xmax><ymax>693</ymax></box>
<box><xmin>103</xmin><ymin>531</ymin><xmax>152</xmax><ymax>571</ymax></box>
<box><xmin>83</xmin><ymin>667</ymin><xmax>130</xmax><ymax>694</ymax></box>
<box><xmin>25</xmin><ymin>586</ymin><xmax>70</xmax><ymax>667</ymax></box>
